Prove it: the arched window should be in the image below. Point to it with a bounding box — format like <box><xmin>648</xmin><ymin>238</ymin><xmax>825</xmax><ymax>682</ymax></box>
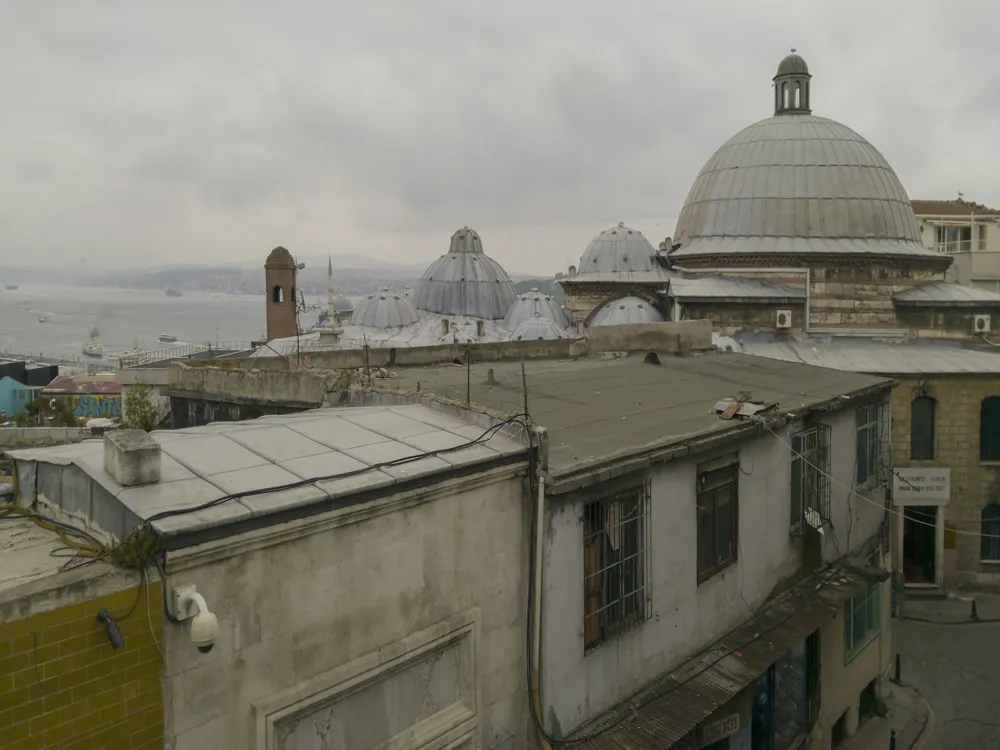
<box><xmin>980</xmin><ymin>396</ymin><xmax>1000</xmax><ymax>461</ymax></box>
<box><xmin>910</xmin><ymin>396</ymin><xmax>936</xmax><ymax>460</ymax></box>
<box><xmin>782</xmin><ymin>82</ymin><xmax>789</xmax><ymax>109</ymax></box>
<box><xmin>794</xmin><ymin>83</ymin><xmax>801</xmax><ymax>108</ymax></box>
<box><xmin>272</xmin><ymin>285</ymin><xmax>284</xmax><ymax>303</ymax></box>
<box><xmin>981</xmin><ymin>505</ymin><xmax>1000</xmax><ymax>561</ymax></box>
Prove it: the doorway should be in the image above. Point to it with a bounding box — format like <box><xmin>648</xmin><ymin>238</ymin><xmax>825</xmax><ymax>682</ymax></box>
<box><xmin>903</xmin><ymin>506</ymin><xmax>937</xmax><ymax>585</ymax></box>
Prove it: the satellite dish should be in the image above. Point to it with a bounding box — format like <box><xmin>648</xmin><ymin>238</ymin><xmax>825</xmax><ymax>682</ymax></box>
<box><xmin>49</xmin><ymin>399</ymin><xmax>57</xmax><ymax>410</ymax></box>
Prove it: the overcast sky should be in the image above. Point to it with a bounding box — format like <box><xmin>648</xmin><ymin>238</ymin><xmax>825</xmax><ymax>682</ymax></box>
<box><xmin>1</xmin><ymin>1</ymin><xmax>997</xmax><ymax>276</ymax></box>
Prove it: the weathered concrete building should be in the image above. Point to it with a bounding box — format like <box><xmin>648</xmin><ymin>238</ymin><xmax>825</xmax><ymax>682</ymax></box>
<box><xmin>378</xmin><ymin>334</ymin><xmax>895</xmax><ymax>749</ymax></box>
<box><xmin>8</xmin><ymin>404</ymin><xmax>533</xmax><ymax>749</ymax></box>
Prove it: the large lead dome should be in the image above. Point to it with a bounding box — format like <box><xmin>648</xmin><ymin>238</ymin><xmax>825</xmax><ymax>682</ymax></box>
<box><xmin>671</xmin><ymin>53</ymin><xmax>940</xmax><ymax>262</ymax></box>
<box><xmin>413</xmin><ymin>227</ymin><xmax>517</xmax><ymax>319</ymax></box>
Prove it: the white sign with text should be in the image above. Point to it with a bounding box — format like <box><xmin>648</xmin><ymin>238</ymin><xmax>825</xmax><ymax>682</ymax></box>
<box><xmin>893</xmin><ymin>467</ymin><xmax>950</xmax><ymax>503</ymax></box>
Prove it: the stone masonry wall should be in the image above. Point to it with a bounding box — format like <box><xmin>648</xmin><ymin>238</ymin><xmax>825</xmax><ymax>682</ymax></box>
<box><xmin>561</xmin><ymin>282</ymin><xmax>667</xmax><ymax>325</ymax></box>
<box><xmin>680</xmin><ymin>302</ymin><xmax>805</xmax><ymax>334</ymax></box>
<box><xmin>890</xmin><ymin>375</ymin><xmax>1000</xmax><ymax>588</ymax></box>
<box><xmin>809</xmin><ymin>265</ymin><xmax>942</xmax><ymax>329</ymax></box>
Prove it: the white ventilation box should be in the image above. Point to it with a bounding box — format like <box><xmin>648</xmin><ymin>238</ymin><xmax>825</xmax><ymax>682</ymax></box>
<box><xmin>973</xmin><ymin>314</ymin><xmax>991</xmax><ymax>334</ymax></box>
<box><xmin>776</xmin><ymin>309</ymin><xmax>793</xmax><ymax>329</ymax></box>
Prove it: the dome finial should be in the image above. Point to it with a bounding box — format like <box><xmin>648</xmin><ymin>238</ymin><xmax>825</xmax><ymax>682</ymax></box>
<box><xmin>791</xmin><ymin>46</ymin><xmax>797</xmax><ymax>54</ymax></box>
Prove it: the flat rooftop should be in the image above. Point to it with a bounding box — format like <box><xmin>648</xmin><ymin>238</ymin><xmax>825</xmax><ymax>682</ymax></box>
<box><xmin>9</xmin><ymin>404</ymin><xmax>527</xmax><ymax>546</ymax></box>
<box><xmin>377</xmin><ymin>352</ymin><xmax>893</xmax><ymax>483</ymax></box>
<box><xmin>0</xmin><ymin>515</ymin><xmax>78</xmax><ymax>595</ymax></box>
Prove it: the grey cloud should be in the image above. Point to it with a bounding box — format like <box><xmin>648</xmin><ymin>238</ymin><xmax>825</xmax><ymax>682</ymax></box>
<box><xmin>1</xmin><ymin>0</ymin><xmax>999</xmax><ymax>273</ymax></box>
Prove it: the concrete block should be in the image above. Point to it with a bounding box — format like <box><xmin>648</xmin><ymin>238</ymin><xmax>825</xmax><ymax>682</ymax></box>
<box><xmin>103</xmin><ymin>429</ymin><xmax>162</xmax><ymax>486</ymax></box>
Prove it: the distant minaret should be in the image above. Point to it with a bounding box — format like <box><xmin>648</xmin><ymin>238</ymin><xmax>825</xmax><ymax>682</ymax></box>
<box><xmin>326</xmin><ymin>255</ymin><xmax>341</xmax><ymax>328</ymax></box>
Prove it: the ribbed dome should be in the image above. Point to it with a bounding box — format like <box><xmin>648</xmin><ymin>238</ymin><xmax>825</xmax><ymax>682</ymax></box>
<box><xmin>577</xmin><ymin>223</ymin><xmax>659</xmax><ymax>276</ymax></box>
<box><xmin>588</xmin><ymin>297</ymin><xmax>664</xmax><ymax>327</ymax></box>
<box><xmin>413</xmin><ymin>227</ymin><xmax>517</xmax><ymax>319</ymax></box>
<box><xmin>503</xmin><ymin>288</ymin><xmax>570</xmax><ymax>331</ymax></box>
<box><xmin>776</xmin><ymin>53</ymin><xmax>809</xmax><ymax>77</ymax></box>
<box><xmin>510</xmin><ymin>313</ymin><xmax>575</xmax><ymax>341</ymax></box>
<box><xmin>351</xmin><ymin>289</ymin><xmax>420</xmax><ymax>328</ymax></box>
<box><xmin>672</xmin><ymin>114</ymin><xmax>940</xmax><ymax>261</ymax></box>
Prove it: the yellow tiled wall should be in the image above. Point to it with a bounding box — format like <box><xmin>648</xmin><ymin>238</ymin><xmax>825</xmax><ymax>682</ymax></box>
<box><xmin>0</xmin><ymin>580</ymin><xmax>164</xmax><ymax>750</ymax></box>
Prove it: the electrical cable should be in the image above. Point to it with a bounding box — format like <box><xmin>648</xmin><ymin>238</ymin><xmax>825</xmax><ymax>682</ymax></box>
<box><xmin>143</xmin><ymin>414</ymin><xmax>529</xmax><ymax>523</ymax></box>
<box><xmin>759</xmin><ymin>419</ymin><xmax>1000</xmax><ymax>540</ymax></box>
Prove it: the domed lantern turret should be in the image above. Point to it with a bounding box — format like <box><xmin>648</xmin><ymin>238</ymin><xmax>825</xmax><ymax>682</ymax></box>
<box><xmin>774</xmin><ymin>48</ymin><xmax>812</xmax><ymax>115</ymax></box>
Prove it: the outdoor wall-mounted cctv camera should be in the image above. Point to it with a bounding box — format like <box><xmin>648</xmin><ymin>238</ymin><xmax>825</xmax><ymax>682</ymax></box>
<box><xmin>173</xmin><ymin>584</ymin><xmax>219</xmax><ymax>653</ymax></box>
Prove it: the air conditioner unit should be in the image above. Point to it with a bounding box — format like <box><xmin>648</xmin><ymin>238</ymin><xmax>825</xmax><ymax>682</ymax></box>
<box><xmin>776</xmin><ymin>309</ymin><xmax>793</xmax><ymax>329</ymax></box>
<box><xmin>973</xmin><ymin>314</ymin><xmax>991</xmax><ymax>334</ymax></box>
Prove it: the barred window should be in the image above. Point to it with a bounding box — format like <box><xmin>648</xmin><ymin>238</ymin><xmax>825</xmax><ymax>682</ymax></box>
<box><xmin>845</xmin><ymin>549</ymin><xmax>883</xmax><ymax>663</ymax></box>
<box><xmin>791</xmin><ymin>424</ymin><xmax>831</xmax><ymax>535</ymax></box>
<box><xmin>981</xmin><ymin>505</ymin><xmax>1000</xmax><ymax>562</ymax></box>
<box><xmin>856</xmin><ymin>401</ymin><xmax>890</xmax><ymax>491</ymax></box>
<box><xmin>697</xmin><ymin>458</ymin><xmax>739</xmax><ymax>583</ymax></box>
<box><xmin>583</xmin><ymin>483</ymin><xmax>652</xmax><ymax>651</ymax></box>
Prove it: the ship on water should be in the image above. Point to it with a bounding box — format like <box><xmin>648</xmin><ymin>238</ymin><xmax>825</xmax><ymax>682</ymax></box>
<box><xmin>81</xmin><ymin>327</ymin><xmax>105</xmax><ymax>358</ymax></box>
<box><xmin>4</xmin><ymin>284</ymin><xmax>18</xmax><ymax>291</ymax></box>
<box><xmin>165</xmin><ymin>288</ymin><xmax>183</xmax><ymax>298</ymax></box>
<box><xmin>158</xmin><ymin>333</ymin><xmax>178</xmax><ymax>343</ymax></box>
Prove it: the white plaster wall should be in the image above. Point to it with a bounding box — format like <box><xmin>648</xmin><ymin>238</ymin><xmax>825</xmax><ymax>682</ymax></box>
<box><xmin>160</xmin><ymin>467</ymin><xmax>529</xmax><ymax>750</ymax></box>
<box><xmin>539</xmin><ymin>401</ymin><xmax>888</xmax><ymax>736</ymax></box>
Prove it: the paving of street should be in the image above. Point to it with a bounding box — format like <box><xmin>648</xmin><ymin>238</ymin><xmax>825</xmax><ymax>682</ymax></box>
<box><xmin>894</xmin><ymin>596</ymin><xmax>1000</xmax><ymax>750</ymax></box>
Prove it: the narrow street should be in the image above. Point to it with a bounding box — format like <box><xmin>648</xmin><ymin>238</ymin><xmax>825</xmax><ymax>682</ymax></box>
<box><xmin>893</xmin><ymin>601</ymin><xmax>1000</xmax><ymax>749</ymax></box>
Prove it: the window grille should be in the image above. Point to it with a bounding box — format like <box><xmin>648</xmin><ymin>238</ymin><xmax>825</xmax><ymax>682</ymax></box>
<box><xmin>696</xmin><ymin>460</ymin><xmax>739</xmax><ymax>583</ymax></box>
<box><xmin>844</xmin><ymin>549</ymin><xmax>883</xmax><ymax>663</ymax></box>
<box><xmin>856</xmin><ymin>401</ymin><xmax>890</xmax><ymax>492</ymax></box>
<box><xmin>582</xmin><ymin>481</ymin><xmax>652</xmax><ymax>651</ymax></box>
<box><xmin>790</xmin><ymin>424</ymin><xmax>832</xmax><ymax>536</ymax></box>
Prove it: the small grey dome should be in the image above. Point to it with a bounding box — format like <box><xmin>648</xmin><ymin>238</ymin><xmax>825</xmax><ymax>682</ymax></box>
<box><xmin>331</xmin><ymin>294</ymin><xmax>354</xmax><ymax>314</ymax></box>
<box><xmin>503</xmin><ymin>288</ymin><xmax>570</xmax><ymax>331</ymax></box>
<box><xmin>589</xmin><ymin>296</ymin><xmax>664</xmax><ymax>327</ymax></box>
<box><xmin>775</xmin><ymin>52</ymin><xmax>809</xmax><ymax>77</ymax></box>
<box><xmin>577</xmin><ymin>222</ymin><xmax>659</xmax><ymax>276</ymax></box>
<box><xmin>510</xmin><ymin>313</ymin><xmax>574</xmax><ymax>341</ymax></box>
<box><xmin>351</xmin><ymin>288</ymin><xmax>419</xmax><ymax>328</ymax></box>
<box><xmin>413</xmin><ymin>228</ymin><xmax>517</xmax><ymax>319</ymax></box>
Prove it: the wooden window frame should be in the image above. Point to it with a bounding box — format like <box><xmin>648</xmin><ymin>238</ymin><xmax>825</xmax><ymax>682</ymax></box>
<box><xmin>696</xmin><ymin>457</ymin><xmax>739</xmax><ymax>584</ymax></box>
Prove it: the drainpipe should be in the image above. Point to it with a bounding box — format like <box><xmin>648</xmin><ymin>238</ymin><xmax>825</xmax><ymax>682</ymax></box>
<box><xmin>804</xmin><ymin>267</ymin><xmax>811</xmax><ymax>334</ymax></box>
<box><xmin>531</xmin><ymin>473</ymin><xmax>552</xmax><ymax>749</ymax></box>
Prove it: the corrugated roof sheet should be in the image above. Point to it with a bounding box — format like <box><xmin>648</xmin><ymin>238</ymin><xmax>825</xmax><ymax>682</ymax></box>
<box><xmin>41</xmin><ymin>375</ymin><xmax>121</xmax><ymax>395</ymax></box>
<box><xmin>377</xmin><ymin>352</ymin><xmax>892</xmax><ymax>481</ymax></box>
<box><xmin>732</xmin><ymin>334</ymin><xmax>1000</xmax><ymax>375</ymax></box>
<box><xmin>893</xmin><ymin>281</ymin><xmax>1000</xmax><ymax>307</ymax></box>
<box><xmin>670</xmin><ymin>275</ymin><xmax>806</xmax><ymax>302</ymax></box>
<box><xmin>672</xmin><ymin>114</ymin><xmax>938</xmax><ymax>260</ymax></box>
<box><xmin>573</xmin><ymin>566</ymin><xmax>871</xmax><ymax>749</ymax></box>
<box><xmin>9</xmin><ymin>405</ymin><xmax>527</xmax><ymax>539</ymax></box>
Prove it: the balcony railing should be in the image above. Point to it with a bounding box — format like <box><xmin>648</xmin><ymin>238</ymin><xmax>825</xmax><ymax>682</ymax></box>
<box><xmin>935</xmin><ymin>240</ymin><xmax>987</xmax><ymax>254</ymax></box>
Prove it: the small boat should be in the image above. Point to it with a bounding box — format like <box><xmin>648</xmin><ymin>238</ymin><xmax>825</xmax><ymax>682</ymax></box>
<box><xmin>4</xmin><ymin>284</ymin><xmax>18</xmax><ymax>291</ymax></box>
<box><xmin>158</xmin><ymin>333</ymin><xmax>178</xmax><ymax>344</ymax></box>
<box><xmin>81</xmin><ymin>341</ymin><xmax>104</xmax><ymax>358</ymax></box>
<box><xmin>82</xmin><ymin>327</ymin><xmax>104</xmax><ymax>358</ymax></box>
<box><xmin>165</xmin><ymin>288</ymin><xmax>183</xmax><ymax>298</ymax></box>
<box><xmin>38</xmin><ymin>315</ymin><xmax>50</xmax><ymax>323</ymax></box>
